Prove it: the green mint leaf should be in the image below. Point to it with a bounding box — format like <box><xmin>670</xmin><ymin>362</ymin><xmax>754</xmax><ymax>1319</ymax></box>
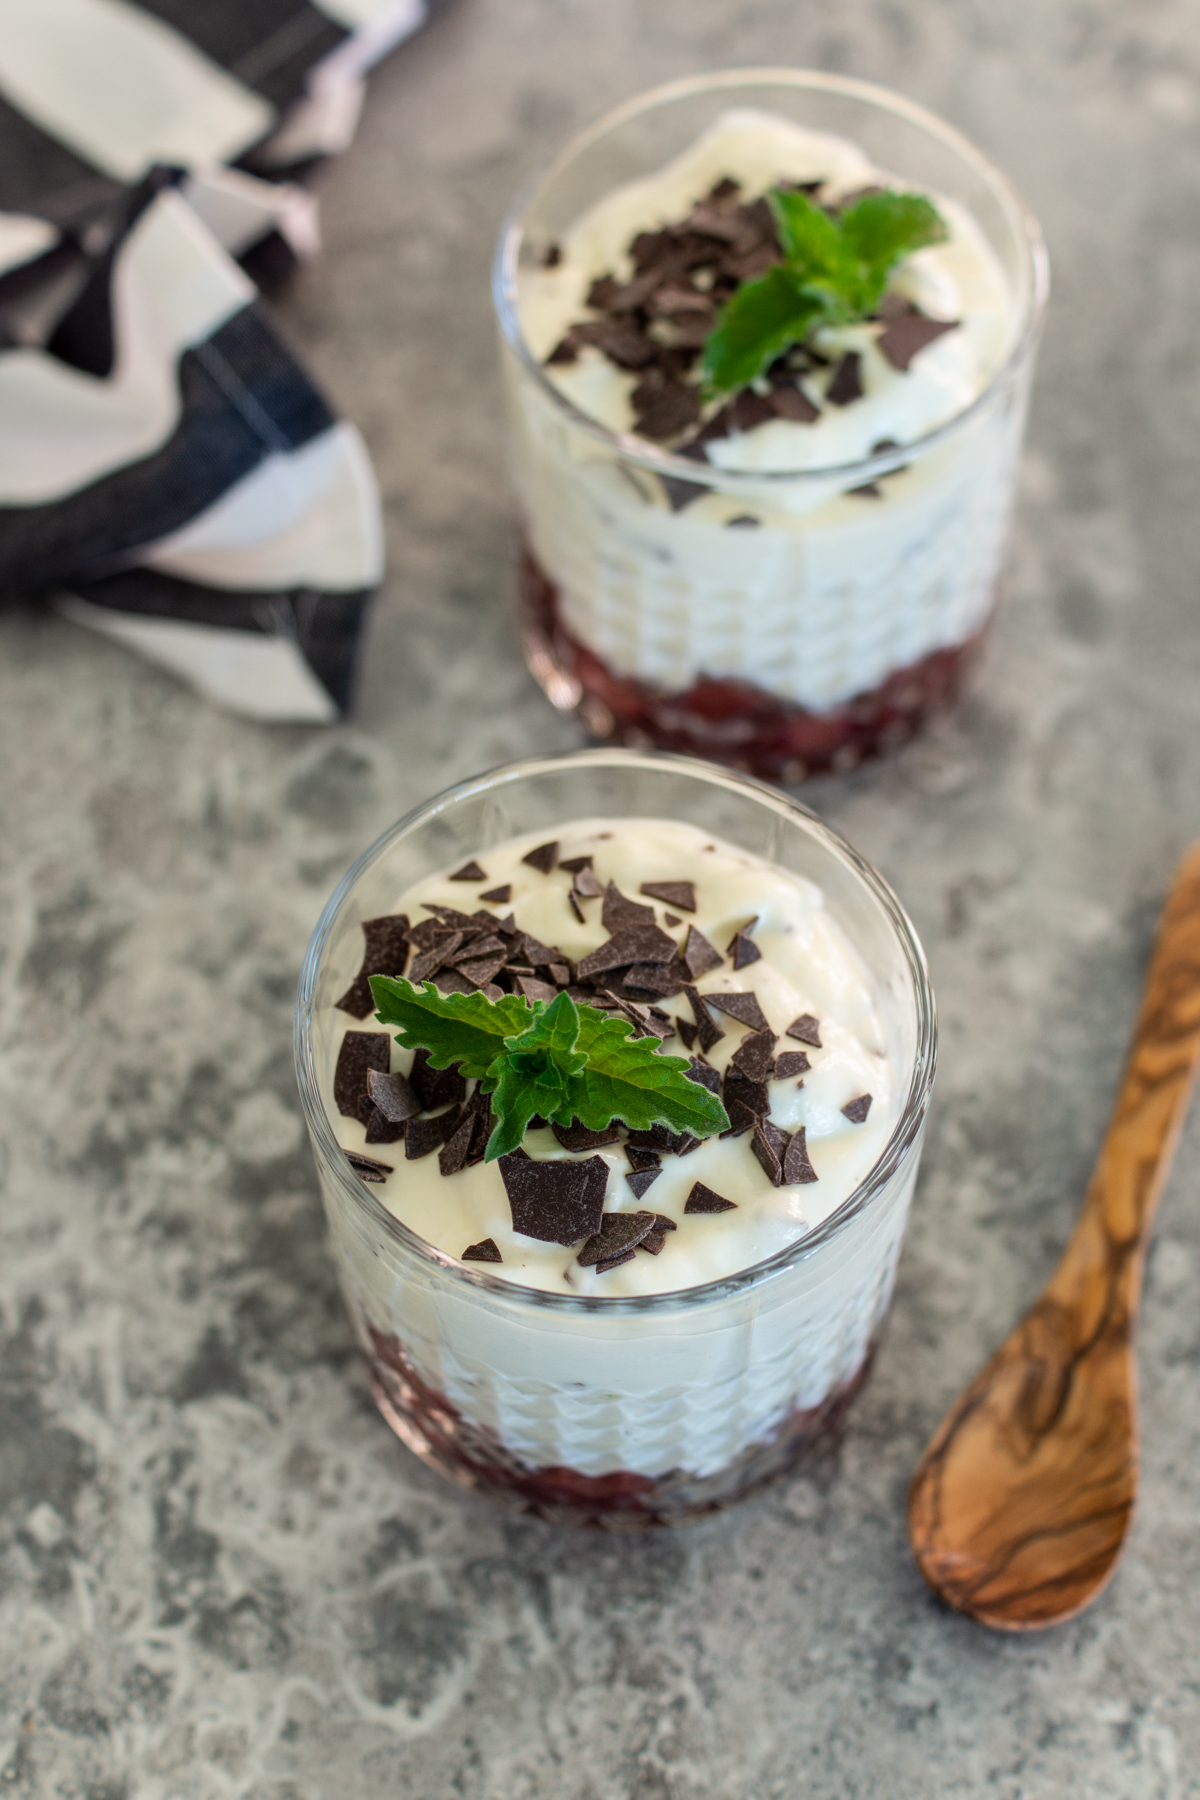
<box><xmin>483</xmin><ymin>991</ymin><xmax>586</xmax><ymax>1158</ymax></box>
<box><xmin>369</xmin><ymin>976</ymin><xmax>533</xmax><ymax>1080</ymax></box>
<box><xmin>701</xmin><ymin>185</ymin><xmax>949</xmax><ymax>396</ymax></box>
<box><xmin>701</xmin><ymin>264</ymin><xmax>827</xmax><ymax>395</ymax></box>
<box><xmin>838</xmin><ymin>191</ymin><xmax>948</xmax><ymax>311</ymax></box>
<box><xmin>569</xmin><ymin>1007</ymin><xmax>729</xmax><ymax>1141</ymax></box>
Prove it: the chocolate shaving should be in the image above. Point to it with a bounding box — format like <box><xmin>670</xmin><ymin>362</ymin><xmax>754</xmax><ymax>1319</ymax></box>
<box><xmin>521</xmin><ymin>841</ymin><xmax>560</xmax><ymax>874</ymax></box>
<box><xmin>335</xmin><ymin>914</ymin><xmax>411</xmax><ymax>1018</ymax></box>
<box><xmin>366</xmin><ymin>1067</ymin><xmax>421</xmax><ymax>1122</ymax></box>
<box><xmin>635</xmin><ymin>380</ymin><xmax>703</xmax><ymax>441</ymax></box>
<box><xmin>677</xmin><ymin>1018</ymin><xmax>698</xmax><ymax>1050</ymax></box>
<box><xmin>518</xmin><ymin>932</ymin><xmax>560</xmax><ymax>968</ymax></box>
<box><xmin>447</xmin><ymin>934</ymin><xmax>506</xmax><ymax>965</ymax></box>
<box><xmin>773</xmin><ymin>1050</ymin><xmax>811</xmax><ymax>1080</ymax></box>
<box><xmin>601</xmin><ymin>881</ymin><xmax>656</xmax><ymax>931</ymax></box>
<box><xmin>826</xmin><ymin>351</ymin><xmax>863</xmax><ymax>406</ymax></box>
<box><xmin>768</xmin><ymin>384</ymin><xmax>820</xmax><ymax>423</ymax></box>
<box><xmin>785</xmin><ymin>1014</ymin><xmax>823</xmax><ymax>1048</ymax></box>
<box><xmin>458</xmin><ymin>949</ymin><xmax>510</xmax><ymax>989</ymax></box>
<box><xmin>842</xmin><ymin>1094</ymin><xmax>873</xmax><ymax>1124</ymax></box>
<box><xmin>334</xmin><ymin>1032</ymin><xmax>390</xmax><ymax>1118</ymax></box>
<box><xmin>638</xmin><ymin>1227</ymin><xmax>668</xmax><ymax>1255</ymax></box>
<box><xmin>784</xmin><ymin>1125</ymin><xmax>819</xmax><ymax>1184</ymax></box>
<box><xmin>558</xmin><ymin>855</ymin><xmax>592</xmax><ymax>874</ymax></box>
<box><xmin>594</xmin><ymin>1248</ymin><xmax>638</xmax><ymax>1273</ymax></box>
<box><xmin>731</xmin><ymin>1029</ymin><xmax>777</xmax><ymax>1084</ymax></box>
<box><xmin>682</xmin><ymin>983</ymin><xmax>724</xmax><ymax>1054</ymax></box>
<box><xmin>480</xmin><ymin>884</ymin><xmax>511</xmax><ymax>904</ymax></box>
<box><xmin>727</xmin><ymin>924</ymin><xmax>762</xmax><ymax>970</ymax></box>
<box><xmin>685</xmin><ymin>1183</ymin><xmax>737</xmax><ymax>1214</ymax></box>
<box><xmin>553</xmin><ymin>1119</ymin><xmax>622</xmax><ymax>1152</ymax></box>
<box><xmin>578</xmin><ymin>1211</ymin><xmax>658</xmax><ymax>1266</ymax></box>
<box><xmin>499</xmin><ymin>1152</ymin><xmax>609</xmax><ymax>1245</ymax></box>
<box><xmin>576</xmin><ymin>922</ymin><xmax>678</xmax><ymax>981</ymax></box>
<box><xmin>639</xmin><ymin>880</ymin><xmax>696</xmax><ymax>911</ymax></box>
<box><xmin>571</xmin><ymin>865</ymin><xmax>604</xmax><ymax>899</ymax></box>
<box><xmin>517</xmin><ymin>975</ymin><xmax>559</xmax><ymax>1005</ymax></box>
<box><xmin>462</xmin><ymin>1238</ymin><xmax>502</xmax><ymax>1263</ymax></box>
<box><xmin>409</xmin><ymin>1049</ymin><xmax>467</xmax><ymax>1112</ymax></box>
<box><xmin>364</xmin><ymin>1107</ymin><xmax>405</xmax><ymax>1145</ymax></box>
<box><xmin>752</xmin><ymin>1119</ymin><xmax>791</xmax><ymax>1187</ymax></box>
<box><xmin>622</xmin><ymin>958</ymin><xmax>688</xmax><ymax>999</ymax></box>
<box><xmin>405</xmin><ymin>1108</ymin><xmax>463</xmax><ymax>1161</ymax></box>
<box><xmin>627</xmin><ymin>1125</ymin><xmax>674</xmax><ymax>1153</ymax></box>
<box><xmin>433</xmin><ymin>967</ymin><xmax>478</xmax><ymax>997</ymax></box>
<box><xmin>681</xmin><ymin>1063</ymin><xmax>720</xmax><ymax>1108</ymax></box>
<box><xmin>567</xmin><ymin>892</ymin><xmax>585</xmax><ymax>923</ymax></box>
<box><xmin>438</xmin><ymin>1111</ymin><xmax>477</xmax><ymax>1176</ymax></box>
<box><xmin>878</xmin><ymin>313</ymin><xmax>958</xmax><ymax>371</ymax></box>
<box><xmin>682</xmin><ymin>924</ymin><xmax>723</xmax><ymax>979</ymax></box>
<box><xmin>345</xmin><ymin>1150</ymin><xmax>393</xmax><ymax>1183</ymax></box>
<box><xmin>706</xmin><ymin>990</ymin><xmax>770</xmax><ymax>1034</ymax></box>
<box><xmin>449</xmin><ymin>861</ymin><xmax>486</xmax><ymax>882</ymax></box>
<box><xmin>627</xmin><ymin>1167</ymin><xmax>662</xmax><ymax>1200</ymax></box>
<box><xmin>626</xmin><ymin>1146</ymin><xmax>661</xmax><ymax>1171</ymax></box>
<box><xmin>408</xmin><ymin>932</ymin><xmax>464</xmax><ymax>985</ymax></box>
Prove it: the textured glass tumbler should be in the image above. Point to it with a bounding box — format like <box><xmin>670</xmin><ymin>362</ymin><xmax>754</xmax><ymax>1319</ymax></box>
<box><xmin>295</xmin><ymin>749</ymin><xmax>936</xmax><ymax>1528</ymax></box>
<box><xmin>493</xmin><ymin>70</ymin><xmax>1049</xmax><ymax>782</ymax></box>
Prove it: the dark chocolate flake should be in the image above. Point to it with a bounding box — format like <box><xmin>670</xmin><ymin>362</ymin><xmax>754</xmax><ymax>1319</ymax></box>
<box><xmin>638</xmin><ymin>1227</ymin><xmax>668</xmax><ymax>1255</ymax></box>
<box><xmin>553</xmin><ymin>1119</ymin><xmax>622</xmax><ymax>1153</ymax></box>
<box><xmin>727</xmin><ymin>919</ymin><xmax>762</xmax><ymax>970</ymax></box>
<box><xmin>499</xmin><ymin>1153</ymin><xmax>609</xmax><ymax>1245</ymax></box>
<box><xmin>517</xmin><ymin>975</ymin><xmax>559</xmax><ymax>1006</ymax></box>
<box><xmin>594</xmin><ymin>1249</ymin><xmax>638</xmax><ymax>1273</ymax></box>
<box><xmin>639</xmin><ymin>880</ymin><xmax>696</xmax><ymax>911</ymax></box>
<box><xmin>784</xmin><ymin>1125</ymin><xmax>819</xmax><ymax>1185</ymax></box>
<box><xmin>335</xmin><ymin>914</ymin><xmax>411</xmax><ymax>1018</ymax></box>
<box><xmin>732</xmin><ymin>1029</ymin><xmax>777</xmax><ymax>1085</ymax></box>
<box><xmin>682</xmin><ymin>983</ymin><xmax>725</xmax><ymax>1054</ymax></box>
<box><xmin>334</xmin><ymin>1032</ymin><xmax>390</xmax><ymax>1118</ymax></box>
<box><xmin>626</xmin><ymin>1167</ymin><xmax>662</xmax><ymax>1200</ymax></box>
<box><xmin>345</xmin><ymin>1150</ymin><xmax>393</xmax><ymax>1183</ymax></box>
<box><xmin>785</xmin><ymin>1014</ymin><xmax>823</xmax><ymax>1048</ymax></box>
<box><xmin>576</xmin><ymin>922</ymin><xmax>678</xmax><ymax>981</ymax></box>
<box><xmin>365</xmin><ymin>1107</ymin><xmax>406</xmax><ymax>1145</ymax></box>
<box><xmin>578</xmin><ymin>1210</ymin><xmax>658</xmax><ymax>1266</ymax></box>
<box><xmin>878</xmin><ymin>313</ymin><xmax>957</xmax><ymax>371</ymax></box>
<box><xmin>684</xmin><ymin>1183</ymin><xmax>737</xmax><ymax>1215</ymax></box>
<box><xmin>479</xmin><ymin>885</ymin><xmax>511</xmax><ymax>904</ymax></box>
<box><xmin>752</xmin><ymin>1119</ymin><xmax>791</xmax><ymax>1188</ymax></box>
<box><xmin>707</xmin><ymin>990</ymin><xmax>771</xmax><ymax>1034</ymax></box>
<box><xmin>521</xmin><ymin>841</ymin><xmax>560</xmax><ymax>874</ymax></box>
<box><xmin>826</xmin><ymin>350</ymin><xmax>863</xmax><ymax>406</ymax></box>
<box><xmin>449</xmin><ymin>861</ymin><xmax>486</xmax><ymax>882</ymax></box>
<box><xmin>571</xmin><ymin>866</ymin><xmax>604</xmax><ymax>899</ymax></box>
<box><xmin>773</xmin><ymin>1050</ymin><xmax>811</xmax><ymax>1080</ymax></box>
<box><xmin>842</xmin><ymin>1094</ymin><xmax>873</xmax><ymax>1124</ymax></box>
<box><xmin>406</xmin><ymin>1109</ymin><xmax>464</xmax><ymax>1161</ymax></box>
<box><xmin>686</xmin><ymin>1056</ymin><xmax>723</xmax><ymax>1098</ymax></box>
<box><xmin>601</xmin><ymin>881</ymin><xmax>656</xmax><ymax>932</ymax></box>
<box><xmin>438</xmin><ymin>1111</ymin><xmax>477</xmax><ymax>1176</ymax></box>
<box><xmin>366</xmin><ymin>1067</ymin><xmax>421</xmax><ymax>1122</ymax></box>
<box><xmin>558</xmin><ymin>855</ymin><xmax>593</xmax><ymax>874</ymax></box>
<box><xmin>682</xmin><ymin>924</ymin><xmax>723</xmax><ymax>979</ymax></box>
<box><xmin>462</xmin><ymin>1237</ymin><xmax>503</xmax><ymax>1263</ymax></box>
<box><xmin>409</xmin><ymin>1049</ymin><xmax>467</xmax><ymax>1112</ymax></box>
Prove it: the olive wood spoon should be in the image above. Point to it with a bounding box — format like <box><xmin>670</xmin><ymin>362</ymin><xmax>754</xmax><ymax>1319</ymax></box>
<box><xmin>908</xmin><ymin>844</ymin><xmax>1200</xmax><ymax>1631</ymax></box>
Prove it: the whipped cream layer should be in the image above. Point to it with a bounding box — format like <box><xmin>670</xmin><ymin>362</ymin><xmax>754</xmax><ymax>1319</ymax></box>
<box><xmin>505</xmin><ymin>108</ymin><xmax>1030</xmax><ymax>713</ymax></box>
<box><xmin>324</xmin><ymin>819</ymin><xmax>895</xmax><ymax>1296</ymax></box>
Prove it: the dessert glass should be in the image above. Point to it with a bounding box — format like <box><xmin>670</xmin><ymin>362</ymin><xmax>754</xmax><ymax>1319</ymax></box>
<box><xmin>493</xmin><ymin>71</ymin><xmax>1049</xmax><ymax>782</ymax></box>
<box><xmin>295</xmin><ymin>748</ymin><xmax>936</xmax><ymax>1528</ymax></box>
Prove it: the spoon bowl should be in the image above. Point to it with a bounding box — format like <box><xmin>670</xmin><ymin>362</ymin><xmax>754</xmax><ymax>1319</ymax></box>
<box><xmin>908</xmin><ymin>845</ymin><xmax>1200</xmax><ymax>1630</ymax></box>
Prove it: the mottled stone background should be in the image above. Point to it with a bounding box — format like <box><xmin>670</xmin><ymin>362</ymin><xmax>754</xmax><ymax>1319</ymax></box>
<box><xmin>4</xmin><ymin>2</ymin><xmax>1200</xmax><ymax>1795</ymax></box>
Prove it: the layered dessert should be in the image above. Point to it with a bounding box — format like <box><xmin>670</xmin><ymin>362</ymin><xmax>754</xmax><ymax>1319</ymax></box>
<box><xmin>498</xmin><ymin>87</ymin><xmax>1044</xmax><ymax>778</ymax></box>
<box><xmin>316</xmin><ymin>817</ymin><xmax>922</xmax><ymax>1523</ymax></box>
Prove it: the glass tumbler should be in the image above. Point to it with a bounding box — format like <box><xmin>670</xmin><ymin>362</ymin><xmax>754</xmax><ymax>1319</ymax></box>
<box><xmin>295</xmin><ymin>748</ymin><xmax>936</xmax><ymax>1528</ymax></box>
<box><xmin>493</xmin><ymin>71</ymin><xmax>1049</xmax><ymax>782</ymax></box>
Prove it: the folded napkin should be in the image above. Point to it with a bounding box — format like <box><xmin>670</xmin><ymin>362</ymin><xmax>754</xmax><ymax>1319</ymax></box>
<box><xmin>0</xmin><ymin>0</ymin><xmax>432</xmax><ymax>720</ymax></box>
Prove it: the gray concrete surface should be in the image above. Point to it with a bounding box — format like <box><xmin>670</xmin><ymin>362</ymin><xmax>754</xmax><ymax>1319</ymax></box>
<box><xmin>4</xmin><ymin>2</ymin><xmax>1200</xmax><ymax>1794</ymax></box>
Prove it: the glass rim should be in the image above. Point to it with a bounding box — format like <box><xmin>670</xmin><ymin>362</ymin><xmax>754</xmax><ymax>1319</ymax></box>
<box><xmin>295</xmin><ymin>747</ymin><xmax>937</xmax><ymax>1316</ymax></box>
<box><xmin>491</xmin><ymin>66</ymin><xmax>1050</xmax><ymax>490</ymax></box>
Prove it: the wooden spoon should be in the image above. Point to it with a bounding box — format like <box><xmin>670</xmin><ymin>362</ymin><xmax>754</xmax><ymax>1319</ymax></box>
<box><xmin>908</xmin><ymin>844</ymin><xmax>1200</xmax><ymax>1631</ymax></box>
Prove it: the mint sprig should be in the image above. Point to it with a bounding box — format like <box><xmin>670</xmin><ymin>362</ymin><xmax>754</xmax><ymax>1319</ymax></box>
<box><xmin>701</xmin><ymin>186</ymin><xmax>948</xmax><ymax>396</ymax></box>
<box><xmin>369</xmin><ymin>978</ymin><xmax>729</xmax><ymax>1161</ymax></box>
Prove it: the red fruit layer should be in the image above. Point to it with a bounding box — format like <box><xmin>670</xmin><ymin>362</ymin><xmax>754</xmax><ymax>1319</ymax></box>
<box><xmin>366</xmin><ymin>1323</ymin><xmax>876</xmax><ymax>1529</ymax></box>
<box><xmin>517</xmin><ymin>538</ymin><xmax>985</xmax><ymax>782</ymax></box>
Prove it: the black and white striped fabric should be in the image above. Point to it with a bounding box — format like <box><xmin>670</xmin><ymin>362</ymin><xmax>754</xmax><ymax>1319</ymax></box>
<box><xmin>0</xmin><ymin>0</ymin><xmax>432</xmax><ymax>721</ymax></box>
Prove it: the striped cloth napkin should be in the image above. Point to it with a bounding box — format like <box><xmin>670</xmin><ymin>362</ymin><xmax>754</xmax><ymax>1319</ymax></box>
<box><xmin>0</xmin><ymin>0</ymin><xmax>434</xmax><ymax>721</ymax></box>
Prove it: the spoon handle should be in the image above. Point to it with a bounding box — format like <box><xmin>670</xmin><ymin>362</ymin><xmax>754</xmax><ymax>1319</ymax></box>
<box><xmin>1051</xmin><ymin>843</ymin><xmax>1200</xmax><ymax>1321</ymax></box>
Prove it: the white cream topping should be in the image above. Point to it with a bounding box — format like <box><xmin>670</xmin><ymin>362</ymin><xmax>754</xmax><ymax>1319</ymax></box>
<box><xmin>518</xmin><ymin>108</ymin><xmax>1014</xmax><ymax>472</ymax></box>
<box><xmin>324</xmin><ymin>819</ymin><xmax>894</xmax><ymax>1297</ymax></box>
